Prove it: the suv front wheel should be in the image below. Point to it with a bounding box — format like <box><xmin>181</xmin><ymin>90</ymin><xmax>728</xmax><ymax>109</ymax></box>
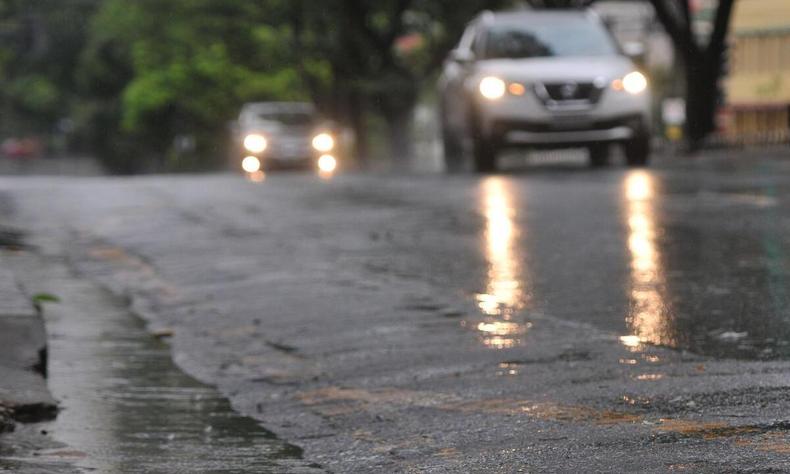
<box><xmin>472</xmin><ymin>136</ymin><xmax>498</xmax><ymax>173</ymax></box>
<box><xmin>587</xmin><ymin>143</ymin><xmax>610</xmax><ymax>167</ymax></box>
<box><xmin>624</xmin><ymin>135</ymin><xmax>650</xmax><ymax>167</ymax></box>
<box><xmin>442</xmin><ymin>128</ymin><xmax>465</xmax><ymax>173</ymax></box>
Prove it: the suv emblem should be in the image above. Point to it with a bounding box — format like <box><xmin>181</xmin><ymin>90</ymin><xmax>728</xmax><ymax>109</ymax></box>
<box><xmin>560</xmin><ymin>83</ymin><xmax>578</xmax><ymax>99</ymax></box>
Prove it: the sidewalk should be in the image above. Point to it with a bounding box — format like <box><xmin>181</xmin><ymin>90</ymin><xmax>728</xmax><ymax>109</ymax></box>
<box><xmin>0</xmin><ymin>202</ymin><xmax>59</xmax><ymax>452</ymax></box>
<box><xmin>0</xmin><ymin>155</ymin><xmax>104</xmax><ymax>177</ymax></box>
<box><xmin>0</xmin><ymin>264</ymin><xmax>58</xmax><ymax>430</ymax></box>
<box><xmin>0</xmin><ymin>232</ymin><xmax>71</xmax><ymax>473</ymax></box>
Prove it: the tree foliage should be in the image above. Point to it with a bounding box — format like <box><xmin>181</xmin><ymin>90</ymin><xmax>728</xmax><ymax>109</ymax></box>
<box><xmin>0</xmin><ymin>0</ymin><xmax>99</xmax><ymax>135</ymax></box>
<box><xmin>77</xmin><ymin>0</ymin><xmax>307</xmax><ymax>172</ymax></box>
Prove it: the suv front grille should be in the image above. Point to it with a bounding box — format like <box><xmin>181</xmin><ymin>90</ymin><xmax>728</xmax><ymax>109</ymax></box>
<box><xmin>544</xmin><ymin>83</ymin><xmax>597</xmax><ymax>101</ymax></box>
<box><xmin>534</xmin><ymin>82</ymin><xmax>604</xmax><ymax>110</ymax></box>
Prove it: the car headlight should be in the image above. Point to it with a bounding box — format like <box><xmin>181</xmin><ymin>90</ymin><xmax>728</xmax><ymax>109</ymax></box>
<box><xmin>243</xmin><ymin>134</ymin><xmax>267</xmax><ymax>153</ymax></box>
<box><xmin>312</xmin><ymin>132</ymin><xmax>335</xmax><ymax>152</ymax></box>
<box><xmin>317</xmin><ymin>154</ymin><xmax>337</xmax><ymax>173</ymax></box>
<box><xmin>241</xmin><ymin>156</ymin><xmax>261</xmax><ymax>173</ymax></box>
<box><xmin>479</xmin><ymin>76</ymin><xmax>506</xmax><ymax>100</ymax></box>
<box><xmin>612</xmin><ymin>71</ymin><xmax>647</xmax><ymax>95</ymax></box>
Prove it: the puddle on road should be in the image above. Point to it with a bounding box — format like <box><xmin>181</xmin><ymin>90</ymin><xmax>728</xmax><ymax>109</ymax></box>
<box><xmin>619</xmin><ymin>170</ymin><xmax>790</xmax><ymax>359</ymax></box>
<box><xmin>35</xmin><ymin>282</ymin><xmax>317</xmax><ymax>473</ymax></box>
<box><xmin>473</xmin><ymin>177</ymin><xmax>532</xmax><ymax>349</ymax></box>
<box><xmin>622</xmin><ymin>171</ymin><xmax>672</xmax><ymax>349</ymax></box>
<box><xmin>466</xmin><ymin>170</ymin><xmax>790</xmax><ymax>360</ymax></box>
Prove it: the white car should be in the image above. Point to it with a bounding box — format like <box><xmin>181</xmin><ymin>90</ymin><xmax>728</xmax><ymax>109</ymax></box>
<box><xmin>236</xmin><ymin>102</ymin><xmax>339</xmax><ymax>174</ymax></box>
<box><xmin>438</xmin><ymin>9</ymin><xmax>652</xmax><ymax>172</ymax></box>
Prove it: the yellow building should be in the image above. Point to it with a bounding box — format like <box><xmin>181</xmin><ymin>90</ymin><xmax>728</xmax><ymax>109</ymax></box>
<box><xmin>724</xmin><ymin>0</ymin><xmax>790</xmax><ymax>144</ymax></box>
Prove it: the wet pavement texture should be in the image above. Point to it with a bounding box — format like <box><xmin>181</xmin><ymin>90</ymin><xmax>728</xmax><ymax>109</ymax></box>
<box><xmin>2</xmin><ymin>149</ymin><xmax>790</xmax><ymax>471</ymax></box>
<box><xmin>0</xmin><ymin>156</ymin><xmax>103</xmax><ymax>177</ymax></box>
<box><xmin>0</xmin><ymin>422</ymin><xmax>80</xmax><ymax>474</ymax></box>
<box><xmin>2</xmin><ymin>253</ymin><xmax>320</xmax><ymax>473</ymax></box>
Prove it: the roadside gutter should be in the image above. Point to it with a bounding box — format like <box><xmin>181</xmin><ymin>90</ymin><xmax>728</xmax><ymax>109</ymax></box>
<box><xmin>0</xmin><ymin>266</ymin><xmax>57</xmax><ymax>433</ymax></box>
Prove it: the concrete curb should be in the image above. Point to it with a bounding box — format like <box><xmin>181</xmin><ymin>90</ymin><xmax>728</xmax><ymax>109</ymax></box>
<box><xmin>0</xmin><ymin>266</ymin><xmax>57</xmax><ymax>431</ymax></box>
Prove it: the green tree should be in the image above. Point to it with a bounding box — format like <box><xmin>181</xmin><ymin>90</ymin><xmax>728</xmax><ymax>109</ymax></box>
<box><xmin>78</xmin><ymin>0</ymin><xmax>306</xmax><ymax>172</ymax></box>
<box><xmin>0</xmin><ymin>0</ymin><xmax>100</xmax><ymax>137</ymax></box>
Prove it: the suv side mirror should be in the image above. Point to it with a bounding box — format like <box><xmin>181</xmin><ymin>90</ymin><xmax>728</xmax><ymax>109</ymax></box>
<box><xmin>623</xmin><ymin>42</ymin><xmax>645</xmax><ymax>64</ymax></box>
<box><xmin>449</xmin><ymin>49</ymin><xmax>475</xmax><ymax>64</ymax></box>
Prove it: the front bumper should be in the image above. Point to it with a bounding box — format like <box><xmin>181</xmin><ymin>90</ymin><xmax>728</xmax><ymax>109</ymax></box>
<box><xmin>249</xmin><ymin>147</ymin><xmax>314</xmax><ymax>163</ymax></box>
<box><xmin>494</xmin><ymin>114</ymin><xmax>646</xmax><ymax>148</ymax></box>
<box><xmin>506</xmin><ymin>126</ymin><xmax>633</xmax><ymax>146</ymax></box>
<box><xmin>475</xmin><ymin>86</ymin><xmax>652</xmax><ymax>147</ymax></box>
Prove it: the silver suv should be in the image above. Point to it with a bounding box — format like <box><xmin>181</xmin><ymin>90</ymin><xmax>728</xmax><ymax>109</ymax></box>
<box><xmin>438</xmin><ymin>9</ymin><xmax>652</xmax><ymax>172</ymax></box>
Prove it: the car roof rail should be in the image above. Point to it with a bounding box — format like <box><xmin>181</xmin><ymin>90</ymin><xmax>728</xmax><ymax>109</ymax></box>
<box><xmin>477</xmin><ymin>10</ymin><xmax>495</xmax><ymax>23</ymax></box>
<box><xmin>585</xmin><ymin>8</ymin><xmax>604</xmax><ymax>22</ymax></box>
<box><xmin>511</xmin><ymin>2</ymin><xmax>533</xmax><ymax>9</ymax></box>
<box><xmin>529</xmin><ymin>0</ymin><xmax>591</xmax><ymax>8</ymax></box>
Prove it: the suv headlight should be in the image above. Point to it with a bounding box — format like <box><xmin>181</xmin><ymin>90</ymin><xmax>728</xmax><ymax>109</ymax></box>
<box><xmin>244</xmin><ymin>134</ymin><xmax>267</xmax><ymax>153</ymax></box>
<box><xmin>317</xmin><ymin>154</ymin><xmax>337</xmax><ymax>173</ymax></box>
<box><xmin>479</xmin><ymin>76</ymin><xmax>506</xmax><ymax>100</ymax></box>
<box><xmin>241</xmin><ymin>156</ymin><xmax>261</xmax><ymax>173</ymax></box>
<box><xmin>612</xmin><ymin>71</ymin><xmax>647</xmax><ymax>95</ymax></box>
<box><xmin>312</xmin><ymin>132</ymin><xmax>335</xmax><ymax>152</ymax></box>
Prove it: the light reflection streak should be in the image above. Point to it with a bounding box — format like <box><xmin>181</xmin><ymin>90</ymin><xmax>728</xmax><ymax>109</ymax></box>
<box><xmin>475</xmin><ymin>177</ymin><xmax>530</xmax><ymax>348</ymax></box>
<box><xmin>246</xmin><ymin>170</ymin><xmax>266</xmax><ymax>183</ymax></box>
<box><xmin>622</xmin><ymin>171</ymin><xmax>672</xmax><ymax>350</ymax></box>
<box><xmin>318</xmin><ymin>169</ymin><xmax>336</xmax><ymax>181</ymax></box>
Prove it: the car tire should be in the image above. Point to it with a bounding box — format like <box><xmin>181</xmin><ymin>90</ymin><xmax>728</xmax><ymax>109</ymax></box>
<box><xmin>442</xmin><ymin>128</ymin><xmax>464</xmax><ymax>173</ymax></box>
<box><xmin>472</xmin><ymin>137</ymin><xmax>498</xmax><ymax>173</ymax></box>
<box><xmin>588</xmin><ymin>144</ymin><xmax>610</xmax><ymax>167</ymax></box>
<box><xmin>467</xmin><ymin>106</ymin><xmax>498</xmax><ymax>173</ymax></box>
<box><xmin>625</xmin><ymin>135</ymin><xmax>650</xmax><ymax>167</ymax></box>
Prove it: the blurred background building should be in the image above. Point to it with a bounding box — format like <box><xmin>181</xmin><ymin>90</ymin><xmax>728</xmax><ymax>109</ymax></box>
<box><xmin>724</xmin><ymin>0</ymin><xmax>790</xmax><ymax>145</ymax></box>
<box><xmin>594</xmin><ymin>1</ymin><xmax>674</xmax><ymax>71</ymax></box>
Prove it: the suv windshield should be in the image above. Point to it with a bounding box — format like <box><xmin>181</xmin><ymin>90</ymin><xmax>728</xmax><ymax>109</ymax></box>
<box><xmin>484</xmin><ymin>17</ymin><xmax>618</xmax><ymax>59</ymax></box>
<box><xmin>255</xmin><ymin>112</ymin><xmax>315</xmax><ymax>127</ymax></box>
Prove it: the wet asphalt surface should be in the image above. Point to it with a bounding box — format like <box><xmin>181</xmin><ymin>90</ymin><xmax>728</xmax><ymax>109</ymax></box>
<box><xmin>0</xmin><ymin>251</ymin><xmax>320</xmax><ymax>473</ymax></box>
<box><xmin>2</xmin><ymin>149</ymin><xmax>790</xmax><ymax>472</ymax></box>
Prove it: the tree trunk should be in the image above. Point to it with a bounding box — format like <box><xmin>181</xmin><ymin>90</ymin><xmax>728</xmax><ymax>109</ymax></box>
<box><xmin>684</xmin><ymin>55</ymin><xmax>719</xmax><ymax>149</ymax></box>
<box><xmin>684</xmin><ymin>0</ymin><xmax>734</xmax><ymax>150</ymax></box>
<box><xmin>649</xmin><ymin>0</ymin><xmax>734</xmax><ymax>150</ymax></box>
<box><xmin>384</xmin><ymin>105</ymin><xmax>414</xmax><ymax>170</ymax></box>
<box><xmin>347</xmin><ymin>90</ymin><xmax>369</xmax><ymax>169</ymax></box>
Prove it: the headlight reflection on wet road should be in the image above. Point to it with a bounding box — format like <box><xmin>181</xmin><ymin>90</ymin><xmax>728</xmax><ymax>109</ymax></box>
<box><xmin>241</xmin><ymin>156</ymin><xmax>262</xmax><ymax>173</ymax></box>
<box><xmin>317</xmin><ymin>154</ymin><xmax>338</xmax><ymax>177</ymax></box>
<box><xmin>246</xmin><ymin>170</ymin><xmax>266</xmax><ymax>183</ymax></box>
<box><xmin>475</xmin><ymin>177</ymin><xmax>530</xmax><ymax>349</ymax></box>
<box><xmin>622</xmin><ymin>171</ymin><xmax>672</xmax><ymax>350</ymax></box>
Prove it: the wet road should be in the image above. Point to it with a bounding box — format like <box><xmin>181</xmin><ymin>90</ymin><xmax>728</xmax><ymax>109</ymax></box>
<box><xmin>1</xmin><ymin>252</ymin><xmax>319</xmax><ymax>473</ymax></box>
<box><xmin>3</xmin><ymin>149</ymin><xmax>790</xmax><ymax>472</ymax></box>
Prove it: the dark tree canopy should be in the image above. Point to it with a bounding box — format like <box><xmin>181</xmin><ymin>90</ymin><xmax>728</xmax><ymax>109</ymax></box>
<box><xmin>0</xmin><ymin>0</ymin><xmax>101</xmax><ymax>135</ymax></box>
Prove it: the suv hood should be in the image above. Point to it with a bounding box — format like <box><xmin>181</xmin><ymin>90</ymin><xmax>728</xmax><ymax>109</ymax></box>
<box><xmin>474</xmin><ymin>55</ymin><xmax>635</xmax><ymax>83</ymax></box>
<box><xmin>242</xmin><ymin>122</ymin><xmax>314</xmax><ymax>136</ymax></box>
